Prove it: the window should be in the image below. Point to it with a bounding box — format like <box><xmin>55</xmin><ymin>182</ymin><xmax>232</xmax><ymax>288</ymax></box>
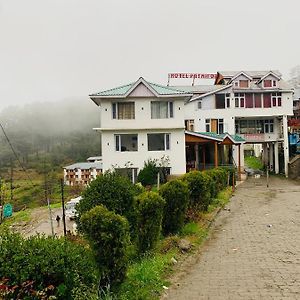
<box><xmin>254</xmin><ymin>94</ymin><xmax>262</xmax><ymax>108</ymax></box>
<box><xmin>206</xmin><ymin>119</ymin><xmax>224</xmax><ymax>134</ymax></box>
<box><xmin>185</xmin><ymin>119</ymin><xmax>195</xmax><ymax>131</ymax></box>
<box><xmin>148</xmin><ymin>133</ymin><xmax>170</xmax><ymax>151</ymax></box>
<box><xmin>264</xmin><ymin>120</ymin><xmax>274</xmax><ymax>133</ymax></box>
<box><xmin>239</xmin><ymin>80</ymin><xmax>249</xmax><ymax>88</ymax></box>
<box><xmin>198</xmin><ymin>101</ymin><xmax>202</xmax><ymax>109</ymax></box>
<box><xmin>234</xmin><ymin>93</ymin><xmax>245</xmax><ymax>108</ymax></box>
<box><xmin>272</xmin><ymin>80</ymin><xmax>277</xmax><ymax>87</ymax></box>
<box><xmin>263</xmin><ymin>94</ymin><xmax>271</xmax><ymax>108</ymax></box>
<box><xmin>271</xmin><ymin>92</ymin><xmax>282</xmax><ymax>107</ymax></box>
<box><xmin>226</xmin><ymin>93</ymin><xmax>231</xmax><ymax>108</ymax></box>
<box><xmin>215</xmin><ymin>94</ymin><xmax>226</xmax><ymax>109</ymax></box>
<box><xmin>151</xmin><ymin>101</ymin><xmax>174</xmax><ymax>119</ymax></box>
<box><xmin>115</xmin><ymin>134</ymin><xmax>138</xmax><ymax>152</ymax></box>
<box><xmin>245</xmin><ymin>94</ymin><xmax>254</xmax><ymax>108</ymax></box>
<box><xmin>112</xmin><ymin>102</ymin><xmax>135</xmax><ymax>119</ymax></box>
<box><xmin>235</xmin><ymin>119</ymin><xmax>274</xmax><ymax>134</ymax></box>
<box><xmin>263</xmin><ymin>80</ymin><xmax>272</xmax><ymax>88</ymax></box>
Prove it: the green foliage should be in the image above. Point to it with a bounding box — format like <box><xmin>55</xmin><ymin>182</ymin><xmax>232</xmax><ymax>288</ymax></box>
<box><xmin>80</xmin><ymin>205</ymin><xmax>130</xmax><ymax>287</ymax></box>
<box><xmin>182</xmin><ymin>171</ymin><xmax>213</xmax><ymax>211</ymax></box>
<box><xmin>76</xmin><ymin>172</ymin><xmax>136</xmax><ymax>232</ymax></box>
<box><xmin>137</xmin><ymin>159</ymin><xmax>159</xmax><ymax>186</ymax></box>
<box><xmin>205</xmin><ymin>168</ymin><xmax>228</xmax><ymax>198</ymax></box>
<box><xmin>135</xmin><ymin>191</ymin><xmax>165</xmax><ymax>254</ymax></box>
<box><xmin>220</xmin><ymin>166</ymin><xmax>236</xmax><ymax>186</ymax></box>
<box><xmin>0</xmin><ymin>230</ymin><xmax>98</xmax><ymax>299</ymax></box>
<box><xmin>245</xmin><ymin>156</ymin><xmax>264</xmax><ymax>170</ymax></box>
<box><xmin>159</xmin><ymin>179</ymin><xmax>189</xmax><ymax>235</ymax></box>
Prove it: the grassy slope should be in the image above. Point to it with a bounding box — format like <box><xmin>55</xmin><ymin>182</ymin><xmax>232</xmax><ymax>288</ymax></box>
<box><xmin>244</xmin><ymin>156</ymin><xmax>264</xmax><ymax>170</ymax></box>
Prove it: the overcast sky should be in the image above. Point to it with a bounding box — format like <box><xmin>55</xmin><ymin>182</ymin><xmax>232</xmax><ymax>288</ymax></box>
<box><xmin>0</xmin><ymin>0</ymin><xmax>299</xmax><ymax>111</ymax></box>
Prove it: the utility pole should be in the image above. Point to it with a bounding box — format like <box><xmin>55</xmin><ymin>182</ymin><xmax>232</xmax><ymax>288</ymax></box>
<box><xmin>10</xmin><ymin>159</ymin><xmax>13</xmax><ymax>201</ymax></box>
<box><xmin>44</xmin><ymin>164</ymin><xmax>54</xmax><ymax>236</ymax></box>
<box><xmin>60</xmin><ymin>178</ymin><xmax>67</xmax><ymax>237</ymax></box>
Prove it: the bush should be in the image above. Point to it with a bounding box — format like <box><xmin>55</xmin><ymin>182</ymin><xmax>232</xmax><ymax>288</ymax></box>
<box><xmin>205</xmin><ymin>168</ymin><xmax>228</xmax><ymax>198</ymax></box>
<box><xmin>159</xmin><ymin>179</ymin><xmax>189</xmax><ymax>235</ymax></box>
<box><xmin>0</xmin><ymin>230</ymin><xmax>98</xmax><ymax>300</ymax></box>
<box><xmin>80</xmin><ymin>205</ymin><xmax>130</xmax><ymax>287</ymax></box>
<box><xmin>182</xmin><ymin>171</ymin><xmax>213</xmax><ymax>211</ymax></box>
<box><xmin>220</xmin><ymin>166</ymin><xmax>236</xmax><ymax>186</ymax></box>
<box><xmin>137</xmin><ymin>159</ymin><xmax>159</xmax><ymax>186</ymax></box>
<box><xmin>76</xmin><ymin>171</ymin><xmax>136</xmax><ymax>232</ymax></box>
<box><xmin>135</xmin><ymin>191</ymin><xmax>165</xmax><ymax>253</ymax></box>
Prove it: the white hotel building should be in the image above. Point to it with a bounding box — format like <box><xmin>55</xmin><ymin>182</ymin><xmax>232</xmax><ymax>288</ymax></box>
<box><xmin>89</xmin><ymin>71</ymin><xmax>293</xmax><ymax>179</ymax></box>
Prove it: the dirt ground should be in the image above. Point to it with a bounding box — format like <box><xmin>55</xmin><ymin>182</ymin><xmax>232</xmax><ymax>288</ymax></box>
<box><xmin>11</xmin><ymin>206</ymin><xmax>75</xmax><ymax>237</ymax></box>
<box><xmin>163</xmin><ymin>176</ymin><xmax>300</xmax><ymax>300</ymax></box>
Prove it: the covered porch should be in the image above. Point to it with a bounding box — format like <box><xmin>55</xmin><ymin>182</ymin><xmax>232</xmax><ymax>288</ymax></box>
<box><xmin>185</xmin><ymin>131</ymin><xmax>245</xmax><ymax>179</ymax></box>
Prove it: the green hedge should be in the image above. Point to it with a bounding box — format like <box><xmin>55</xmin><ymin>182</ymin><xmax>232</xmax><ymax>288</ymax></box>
<box><xmin>205</xmin><ymin>168</ymin><xmax>228</xmax><ymax>198</ymax></box>
<box><xmin>137</xmin><ymin>159</ymin><xmax>159</xmax><ymax>186</ymax></box>
<box><xmin>135</xmin><ymin>191</ymin><xmax>165</xmax><ymax>254</ymax></box>
<box><xmin>182</xmin><ymin>171</ymin><xmax>213</xmax><ymax>211</ymax></box>
<box><xmin>76</xmin><ymin>172</ymin><xmax>136</xmax><ymax>233</ymax></box>
<box><xmin>0</xmin><ymin>231</ymin><xmax>98</xmax><ymax>299</ymax></box>
<box><xmin>159</xmin><ymin>179</ymin><xmax>189</xmax><ymax>235</ymax></box>
<box><xmin>80</xmin><ymin>205</ymin><xmax>130</xmax><ymax>288</ymax></box>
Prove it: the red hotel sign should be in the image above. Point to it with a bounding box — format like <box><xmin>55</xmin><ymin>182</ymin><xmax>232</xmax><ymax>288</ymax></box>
<box><xmin>168</xmin><ymin>73</ymin><xmax>217</xmax><ymax>79</ymax></box>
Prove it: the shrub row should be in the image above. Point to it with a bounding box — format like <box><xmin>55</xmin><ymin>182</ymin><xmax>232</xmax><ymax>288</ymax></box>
<box><xmin>76</xmin><ymin>167</ymin><xmax>234</xmax><ymax>290</ymax></box>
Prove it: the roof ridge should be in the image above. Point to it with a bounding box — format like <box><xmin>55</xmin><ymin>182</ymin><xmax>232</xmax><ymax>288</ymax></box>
<box><xmin>91</xmin><ymin>82</ymin><xmax>134</xmax><ymax>96</ymax></box>
<box><xmin>148</xmin><ymin>81</ymin><xmax>188</xmax><ymax>93</ymax></box>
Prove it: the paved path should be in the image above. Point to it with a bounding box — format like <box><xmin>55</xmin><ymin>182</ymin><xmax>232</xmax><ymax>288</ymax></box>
<box><xmin>164</xmin><ymin>177</ymin><xmax>300</xmax><ymax>300</ymax></box>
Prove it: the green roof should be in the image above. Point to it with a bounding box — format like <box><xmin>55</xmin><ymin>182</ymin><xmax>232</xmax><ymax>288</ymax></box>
<box><xmin>186</xmin><ymin>131</ymin><xmax>245</xmax><ymax>144</ymax></box>
<box><xmin>90</xmin><ymin>77</ymin><xmax>190</xmax><ymax>97</ymax></box>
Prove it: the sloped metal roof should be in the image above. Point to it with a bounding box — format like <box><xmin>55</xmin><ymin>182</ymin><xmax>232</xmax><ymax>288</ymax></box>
<box><xmin>64</xmin><ymin>161</ymin><xmax>103</xmax><ymax>170</ymax></box>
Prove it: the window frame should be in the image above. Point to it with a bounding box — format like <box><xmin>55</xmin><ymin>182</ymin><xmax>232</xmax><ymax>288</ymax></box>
<box><xmin>150</xmin><ymin>101</ymin><xmax>174</xmax><ymax>119</ymax></box>
<box><xmin>112</xmin><ymin>102</ymin><xmax>135</xmax><ymax>120</ymax></box>
<box><xmin>115</xmin><ymin>134</ymin><xmax>138</xmax><ymax>152</ymax></box>
<box><xmin>147</xmin><ymin>133</ymin><xmax>171</xmax><ymax>151</ymax></box>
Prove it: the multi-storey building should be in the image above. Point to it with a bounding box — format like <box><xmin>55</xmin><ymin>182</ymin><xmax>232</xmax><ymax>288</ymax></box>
<box><xmin>64</xmin><ymin>159</ymin><xmax>102</xmax><ymax>186</ymax></box>
<box><xmin>183</xmin><ymin>71</ymin><xmax>294</xmax><ymax>175</ymax></box>
<box><xmin>89</xmin><ymin>77</ymin><xmax>192</xmax><ymax>180</ymax></box>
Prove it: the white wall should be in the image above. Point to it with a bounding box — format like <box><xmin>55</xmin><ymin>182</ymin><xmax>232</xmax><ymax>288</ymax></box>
<box><xmin>101</xmin><ymin>129</ymin><xmax>186</xmax><ymax>175</ymax></box>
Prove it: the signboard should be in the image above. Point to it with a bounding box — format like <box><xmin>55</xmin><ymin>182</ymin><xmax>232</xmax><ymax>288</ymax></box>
<box><xmin>168</xmin><ymin>73</ymin><xmax>217</xmax><ymax>79</ymax></box>
<box><xmin>243</xmin><ymin>134</ymin><xmax>265</xmax><ymax>142</ymax></box>
<box><xmin>3</xmin><ymin>203</ymin><xmax>13</xmax><ymax>218</ymax></box>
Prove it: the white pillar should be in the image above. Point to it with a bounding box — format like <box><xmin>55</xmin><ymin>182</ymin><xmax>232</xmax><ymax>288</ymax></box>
<box><xmin>282</xmin><ymin>115</ymin><xmax>289</xmax><ymax>177</ymax></box>
<box><xmin>269</xmin><ymin>143</ymin><xmax>274</xmax><ymax>172</ymax></box>
<box><xmin>274</xmin><ymin>141</ymin><xmax>279</xmax><ymax>174</ymax></box>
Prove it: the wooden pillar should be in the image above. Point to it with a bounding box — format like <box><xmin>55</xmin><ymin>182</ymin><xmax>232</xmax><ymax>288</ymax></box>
<box><xmin>194</xmin><ymin>144</ymin><xmax>199</xmax><ymax>170</ymax></box>
<box><xmin>214</xmin><ymin>142</ymin><xmax>218</xmax><ymax>168</ymax></box>
<box><xmin>238</xmin><ymin>144</ymin><xmax>241</xmax><ymax>181</ymax></box>
<box><xmin>202</xmin><ymin>145</ymin><xmax>206</xmax><ymax>170</ymax></box>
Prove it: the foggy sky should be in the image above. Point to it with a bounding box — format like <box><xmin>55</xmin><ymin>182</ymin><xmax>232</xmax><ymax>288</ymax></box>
<box><xmin>0</xmin><ymin>0</ymin><xmax>299</xmax><ymax>111</ymax></box>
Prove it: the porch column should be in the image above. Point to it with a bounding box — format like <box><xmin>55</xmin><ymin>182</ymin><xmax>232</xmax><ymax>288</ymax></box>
<box><xmin>195</xmin><ymin>144</ymin><xmax>199</xmax><ymax>170</ymax></box>
<box><xmin>274</xmin><ymin>141</ymin><xmax>279</xmax><ymax>174</ymax></box>
<box><xmin>214</xmin><ymin>142</ymin><xmax>218</xmax><ymax>168</ymax></box>
<box><xmin>269</xmin><ymin>143</ymin><xmax>274</xmax><ymax>172</ymax></box>
<box><xmin>283</xmin><ymin>115</ymin><xmax>289</xmax><ymax>177</ymax></box>
<box><xmin>238</xmin><ymin>144</ymin><xmax>241</xmax><ymax>180</ymax></box>
<box><xmin>202</xmin><ymin>145</ymin><xmax>206</xmax><ymax>170</ymax></box>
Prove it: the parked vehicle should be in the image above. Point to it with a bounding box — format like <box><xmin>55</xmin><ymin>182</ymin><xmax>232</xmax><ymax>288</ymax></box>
<box><xmin>65</xmin><ymin>196</ymin><xmax>82</xmax><ymax>220</ymax></box>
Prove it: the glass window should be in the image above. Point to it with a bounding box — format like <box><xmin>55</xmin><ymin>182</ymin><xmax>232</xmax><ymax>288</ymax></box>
<box><xmin>263</xmin><ymin>94</ymin><xmax>271</xmax><ymax>108</ymax></box>
<box><xmin>215</xmin><ymin>94</ymin><xmax>225</xmax><ymax>109</ymax></box>
<box><xmin>112</xmin><ymin>102</ymin><xmax>135</xmax><ymax>119</ymax></box>
<box><xmin>264</xmin><ymin>80</ymin><xmax>272</xmax><ymax>88</ymax></box>
<box><xmin>198</xmin><ymin>101</ymin><xmax>202</xmax><ymax>109</ymax></box>
<box><xmin>115</xmin><ymin>134</ymin><xmax>138</xmax><ymax>152</ymax></box>
<box><xmin>151</xmin><ymin>101</ymin><xmax>174</xmax><ymax>119</ymax></box>
<box><xmin>218</xmin><ymin>119</ymin><xmax>224</xmax><ymax>134</ymax></box>
<box><xmin>239</xmin><ymin>80</ymin><xmax>249</xmax><ymax>88</ymax></box>
<box><xmin>255</xmin><ymin>94</ymin><xmax>262</xmax><ymax>108</ymax></box>
<box><xmin>245</xmin><ymin>94</ymin><xmax>254</xmax><ymax>108</ymax></box>
<box><xmin>148</xmin><ymin>133</ymin><xmax>170</xmax><ymax>151</ymax></box>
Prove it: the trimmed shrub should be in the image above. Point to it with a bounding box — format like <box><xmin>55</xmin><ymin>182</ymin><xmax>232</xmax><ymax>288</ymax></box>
<box><xmin>182</xmin><ymin>171</ymin><xmax>213</xmax><ymax>211</ymax></box>
<box><xmin>80</xmin><ymin>205</ymin><xmax>130</xmax><ymax>287</ymax></box>
<box><xmin>159</xmin><ymin>179</ymin><xmax>189</xmax><ymax>235</ymax></box>
<box><xmin>205</xmin><ymin>168</ymin><xmax>228</xmax><ymax>198</ymax></box>
<box><xmin>135</xmin><ymin>191</ymin><xmax>165</xmax><ymax>253</ymax></box>
<box><xmin>76</xmin><ymin>171</ymin><xmax>136</xmax><ymax>232</ymax></box>
<box><xmin>220</xmin><ymin>166</ymin><xmax>236</xmax><ymax>186</ymax></box>
<box><xmin>137</xmin><ymin>159</ymin><xmax>159</xmax><ymax>186</ymax></box>
<box><xmin>0</xmin><ymin>230</ymin><xmax>98</xmax><ymax>300</ymax></box>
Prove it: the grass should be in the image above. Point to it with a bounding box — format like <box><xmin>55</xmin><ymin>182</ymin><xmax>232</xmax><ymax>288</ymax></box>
<box><xmin>0</xmin><ymin>209</ymin><xmax>31</xmax><ymax>228</ymax></box>
<box><xmin>245</xmin><ymin>156</ymin><xmax>264</xmax><ymax>170</ymax></box>
<box><xmin>115</xmin><ymin>187</ymin><xmax>232</xmax><ymax>299</ymax></box>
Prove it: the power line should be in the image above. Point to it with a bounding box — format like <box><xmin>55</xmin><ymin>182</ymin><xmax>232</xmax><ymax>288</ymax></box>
<box><xmin>0</xmin><ymin>122</ymin><xmax>34</xmax><ymax>187</ymax></box>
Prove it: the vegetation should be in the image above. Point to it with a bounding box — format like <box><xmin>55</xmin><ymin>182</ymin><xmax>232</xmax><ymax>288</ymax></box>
<box><xmin>159</xmin><ymin>179</ymin><xmax>189</xmax><ymax>235</ymax></box>
<box><xmin>245</xmin><ymin>156</ymin><xmax>264</xmax><ymax>170</ymax></box>
<box><xmin>135</xmin><ymin>191</ymin><xmax>165</xmax><ymax>254</ymax></box>
<box><xmin>76</xmin><ymin>172</ymin><xmax>137</xmax><ymax>233</ymax></box>
<box><xmin>205</xmin><ymin>168</ymin><xmax>228</xmax><ymax>198</ymax></box>
<box><xmin>80</xmin><ymin>205</ymin><xmax>130</xmax><ymax>288</ymax></box>
<box><xmin>137</xmin><ymin>159</ymin><xmax>159</xmax><ymax>186</ymax></box>
<box><xmin>0</xmin><ymin>231</ymin><xmax>99</xmax><ymax>300</ymax></box>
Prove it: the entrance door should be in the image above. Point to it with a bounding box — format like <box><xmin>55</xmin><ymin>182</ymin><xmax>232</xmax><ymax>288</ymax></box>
<box><xmin>211</xmin><ymin>119</ymin><xmax>218</xmax><ymax>133</ymax></box>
